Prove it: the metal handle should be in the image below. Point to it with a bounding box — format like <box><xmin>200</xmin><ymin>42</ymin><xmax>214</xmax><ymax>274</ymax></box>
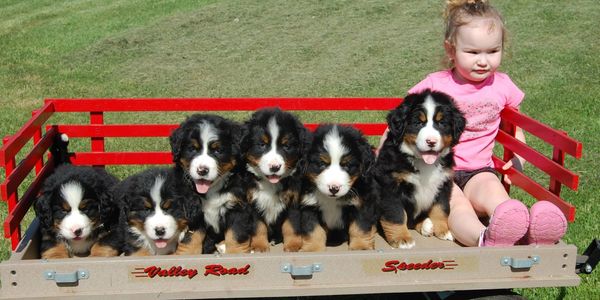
<box><xmin>281</xmin><ymin>263</ymin><xmax>322</xmax><ymax>277</ymax></box>
<box><xmin>500</xmin><ymin>256</ymin><xmax>540</xmax><ymax>269</ymax></box>
<box><xmin>44</xmin><ymin>269</ymin><xmax>89</xmax><ymax>284</ymax></box>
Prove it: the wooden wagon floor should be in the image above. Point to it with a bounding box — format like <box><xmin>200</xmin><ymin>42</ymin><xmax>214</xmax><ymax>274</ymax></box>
<box><xmin>265</xmin><ymin>230</ymin><xmax>462</xmax><ymax>254</ymax></box>
<box><xmin>16</xmin><ymin>225</ymin><xmax>462</xmax><ymax>260</ymax></box>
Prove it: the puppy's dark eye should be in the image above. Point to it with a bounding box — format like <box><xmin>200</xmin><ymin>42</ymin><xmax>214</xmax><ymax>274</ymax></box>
<box><xmin>257</xmin><ymin>142</ymin><xmax>267</xmax><ymax>150</ymax></box>
<box><xmin>210</xmin><ymin>142</ymin><xmax>222</xmax><ymax>154</ymax></box>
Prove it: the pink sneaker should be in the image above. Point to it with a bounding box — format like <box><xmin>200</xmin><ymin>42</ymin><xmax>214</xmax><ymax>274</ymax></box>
<box><xmin>524</xmin><ymin>201</ymin><xmax>567</xmax><ymax>245</ymax></box>
<box><xmin>480</xmin><ymin>199</ymin><xmax>529</xmax><ymax>247</ymax></box>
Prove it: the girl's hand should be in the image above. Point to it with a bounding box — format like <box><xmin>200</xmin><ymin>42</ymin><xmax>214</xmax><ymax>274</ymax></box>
<box><xmin>501</xmin><ymin>157</ymin><xmax>524</xmax><ymax>185</ymax></box>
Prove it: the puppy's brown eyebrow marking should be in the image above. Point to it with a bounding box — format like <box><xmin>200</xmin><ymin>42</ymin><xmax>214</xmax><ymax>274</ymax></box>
<box><xmin>319</xmin><ymin>154</ymin><xmax>331</xmax><ymax>165</ymax></box>
<box><xmin>340</xmin><ymin>155</ymin><xmax>353</xmax><ymax>165</ymax></box>
<box><xmin>62</xmin><ymin>201</ymin><xmax>71</xmax><ymax>212</ymax></box>
<box><xmin>435</xmin><ymin>111</ymin><xmax>444</xmax><ymax>122</ymax></box>
<box><xmin>261</xmin><ymin>134</ymin><xmax>270</xmax><ymax>144</ymax></box>
<box><xmin>191</xmin><ymin>138</ymin><xmax>201</xmax><ymax>150</ymax></box>
<box><xmin>419</xmin><ymin>111</ymin><xmax>427</xmax><ymax>123</ymax></box>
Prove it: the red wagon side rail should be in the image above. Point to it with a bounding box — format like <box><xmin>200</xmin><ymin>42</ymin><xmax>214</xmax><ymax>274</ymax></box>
<box><xmin>0</xmin><ymin>98</ymin><xmax>583</xmax><ymax>250</ymax></box>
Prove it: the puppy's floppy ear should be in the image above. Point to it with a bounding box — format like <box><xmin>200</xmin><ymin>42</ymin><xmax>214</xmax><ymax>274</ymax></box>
<box><xmin>358</xmin><ymin>136</ymin><xmax>376</xmax><ymax>174</ymax></box>
<box><xmin>449</xmin><ymin>100</ymin><xmax>466</xmax><ymax>145</ymax></box>
<box><xmin>387</xmin><ymin>95</ymin><xmax>413</xmax><ymax>145</ymax></box>
<box><xmin>230</xmin><ymin>121</ymin><xmax>245</xmax><ymax>158</ymax></box>
<box><xmin>169</xmin><ymin>121</ymin><xmax>187</xmax><ymax>163</ymax></box>
<box><xmin>34</xmin><ymin>191</ymin><xmax>54</xmax><ymax>234</ymax></box>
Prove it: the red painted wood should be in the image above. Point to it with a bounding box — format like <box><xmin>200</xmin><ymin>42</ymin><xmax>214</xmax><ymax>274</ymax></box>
<box><xmin>496</xmin><ymin>130</ymin><xmax>579</xmax><ymax>191</ymax></box>
<box><xmin>0</xmin><ymin>102</ymin><xmax>54</xmax><ymax>167</ymax></box>
<box><xmin>54</xmin><ymin>123</ymin><xmax>389</xmax><ymax>138</ymax></box>
<box><xmin>70</xmin><ymin>152</ymin><xmax>173</xmax><ymax>165</ymax></box>
<box><xmin>1</xmin><ymin>127</ymin><xmax>57</xmax><ymax>202</ymax></box>
<box><xmin>32</xmin><ymin>110</ymin><xmax>44</xmax><ymax>175</ymax></box>
<box><xmin>501</xmin><ymin>107</ymin><xmax>582</xmax><ymax>158</ymax></box>
<box><xmin>2</xmin><ymin>136</ymin><xmax>20</xmax><ymax>249</ymax></box>
<box><xmin>493</xmin><ymin>156</ymin><xmax>575</xmax><ymax>222</ymax></box>
<box><xmin>4</xmin><ymin>157</ymin><xmax>55</xmax><ymax>239</ymax></box>
<box><xmin>46</xmin><ymin>98</ymin><xmax>402</xmax><ymax>112</ymax></box>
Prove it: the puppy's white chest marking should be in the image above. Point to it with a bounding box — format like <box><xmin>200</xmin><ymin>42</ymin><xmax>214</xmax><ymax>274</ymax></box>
<box><xmin>303</xmin><ymin>192</ymin><xmax>351</xmax><ymax>230</ymax></box>
<box><xmin>203</xmin><ymin>191</ymin><xmax>235</xmax><ymax>233</ymax></box>
<box><xmin>405</xmin><ymin>161</ymin><xmax>451</xmax><ymax>217</ymax></box>
<box><xmin>67</xmin><ymin>238</ymin><xmax>95</xmax><ymax>256</ymax></box>
<box><xmin>253</xmin><ymin>180</ymin><xmax>286</xmax><ymax>225</ymax></box>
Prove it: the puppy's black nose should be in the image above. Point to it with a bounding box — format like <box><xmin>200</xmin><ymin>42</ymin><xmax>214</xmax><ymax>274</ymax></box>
<box><xmin>73</xmin><ymin>229</ymin><xmax>82</xmax><ymax>237</ymax></box>
<box><xmin>269</xmin><ymin>164</ymin><xmax>281</xmax><ymax>173</ymax></box>
<box><xmin>329</xmin><ymin>185</ymin><xmax>340</xmax><ymax>195</ymax></box>
<box><xmin>197</xmin><ymin>166</ymin><xmax>209</xmax><ymax>176</ymax></box>
<box><xmin>426</xmin><ymin>138</ymin><xmax>438</xmax><ymax>148</ymax></box>
<box><xmin>155</xmin><ymin>227</ymin><xmax>166</xmax><ymax>237</ymax></box>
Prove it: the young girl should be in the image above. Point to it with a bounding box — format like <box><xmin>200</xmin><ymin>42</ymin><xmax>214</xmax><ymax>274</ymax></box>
<box><xmin>379</xmin><ymin>0</ymin><xmax>567</xmax><ymax>247</ymax></box>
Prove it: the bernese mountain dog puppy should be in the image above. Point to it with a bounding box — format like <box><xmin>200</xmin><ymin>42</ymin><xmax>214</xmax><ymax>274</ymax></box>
<box><xmin>240</xmin><ymin>108</ymin><xmax>311</xmax><ymax>252</ymax></box>
<box><xmin>289</xmin><ymin>124</ymin><xmax>379</xmax><ymax>252</ymax></box>
<box><xmin>374</xmin><ymin>89</ymin><xmax>465</xmax><ymax>249</ymax></box>
<box><xmin>34</xmin><ymin>164</ymin><xmax>121</xmax><ymax>258</ymax></box>
<box><xmin>169</xmin><ymin>114</ymin><xmax>253</xmax><ymax>254</ymax></box>
<box><xmin>116</xmin><ymin>168</ymin><xmax>204</xmax><ymax>256</ymax></box>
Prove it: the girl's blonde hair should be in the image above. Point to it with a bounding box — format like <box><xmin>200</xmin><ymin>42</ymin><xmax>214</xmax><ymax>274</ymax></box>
<box><xmin>443</xmin><ymin>0</ymin><xmax>507</xmax><ymax>67</ymax></box>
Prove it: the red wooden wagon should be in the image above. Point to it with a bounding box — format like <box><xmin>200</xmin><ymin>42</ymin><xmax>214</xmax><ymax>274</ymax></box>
<box><xmin>0</xmin><ymin>98</ymin><xmax>588</xmax><ymax>299</ymax></box>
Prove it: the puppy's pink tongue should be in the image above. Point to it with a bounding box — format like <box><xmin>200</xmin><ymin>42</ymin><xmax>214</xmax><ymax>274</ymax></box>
<box><xmin>195</xmin><ymin>180</ymin><xmax>212</xmax><ymax>194</ymax></box>
<box><xmin>267</xmin><ymin>175</ymin><xmax>281</xmax><ymax>184</ymax></box>
<box><xmin>155</xmin><ymin>239</ymin><xmax>168</xmax><ymax>249</ymax></box>
<box><xmin>421</xmin><ymin>152</ymin><xmax>439</xmax><ymax>165</ymax></box>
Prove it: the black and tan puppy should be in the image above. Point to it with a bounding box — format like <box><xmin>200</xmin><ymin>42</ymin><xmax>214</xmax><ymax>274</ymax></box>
<box><xmin>169</xmin><ymin>114</ymin><xmax>253</xmax><ymax>254</ymax></box>
<box><xmin>240</xmin><ymin>108</ymin><xmax>311</xmax><ymax>252</ymax></box>
<box><xmin>375</xmin><ymin>89</ymin><xmax>465</xmax><ymax>248</ymax></box>
<box><xmin>34</xmin><ymin>164</ymin><xmax>121</xmax><ymax>258</ymax></box>
<box><xmin>116</xmin><ymin>168</ymin><xmax>204</xmax><ymax>256</ymax></box>
<box><xmin>288</xmin><ymin>124</ymin><xmax>379</xmax><ymax>252</ymax></box>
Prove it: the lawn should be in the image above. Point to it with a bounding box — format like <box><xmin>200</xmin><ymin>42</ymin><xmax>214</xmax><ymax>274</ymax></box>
<box><xmin>0</xmin><ymin>0</ymin><xmax>598</xmax><ymax>298</ymax></box>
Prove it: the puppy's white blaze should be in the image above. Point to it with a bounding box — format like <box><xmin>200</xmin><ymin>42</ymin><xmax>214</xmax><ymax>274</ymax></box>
<box><xmin>323</xmin><ymin>126</ymin><xmax>347</xmax><ymax>165</ymax></box>
<box><xmin>258</xmin><ymin>117</ymin><xmax>286</xmax><ymax>176</ymax></box>
<box><xmin>150</xmin><ymin>176</ymin><xmax>165</xmax><ymax>204</ymax></box>
<box><xmin>420</xmin><ymin>218</ymin><xmax>434</xmax><ymax>236</ymax></box>
<box><xmin>416</xmin><ymin>96</ymin><xmax>443</xmax><ymax>152</ymax></box>
<box><xmin>59</xmin><ymin>182</ymin><xmax>92</xmax><ymax>240</ymax></box>
<box><xmin>317</xmin><ymin>127</ymin><xmax>351</xmax><ymax>197</ymax></box>
<box><xmin>145</xmin><ymin>176</ymin><xmax>178</xmax><ymax>241</ymax></box>
<box><xmin>189</xmin><ymin>122</ymin><xmax>220</xmax><ymax>181</ymax></box>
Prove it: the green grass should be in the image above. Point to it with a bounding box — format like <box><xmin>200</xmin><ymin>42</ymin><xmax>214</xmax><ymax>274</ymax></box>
<box><xmin>1</xmin><ymin>0</ymin><xmax>598</xmax><ymax>298</ymax></box>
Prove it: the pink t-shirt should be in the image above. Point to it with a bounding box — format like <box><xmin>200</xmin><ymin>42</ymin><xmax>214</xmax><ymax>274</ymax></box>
<box><xmin>408</xmin><ymin>70</ymin><xmax>524</xmax><ymax>171</ymax></box>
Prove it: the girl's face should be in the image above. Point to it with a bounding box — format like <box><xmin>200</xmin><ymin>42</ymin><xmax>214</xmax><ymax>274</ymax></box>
<box><xmin>445</xmin><ymin>17</ymin><xmax>503</xmax><ymax>83</ymax></box>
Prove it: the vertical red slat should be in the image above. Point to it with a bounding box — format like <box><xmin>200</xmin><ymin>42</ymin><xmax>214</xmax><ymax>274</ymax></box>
<box><xmin>549</xmin><ymin>131</ymin><xmax>567</xmax><ymax>196</ymax></box>
<box><xmin>32</xmin><ymin>110</ymin><xmax>44</xmax><ymax>175</ymax></box>
<box><xmin>90</xmin><ymin>112</ymin><xmax>105</xmax><ymax>168</ymax></box>
<box><xmin>3</xmin><ymin>136</ymin><xmax>20</xmax><ymax>250</ymax></box>
<box><xmin>500</xmin><ymin>121</ymin><xmax>516</xmax><ymax>194</ymax></box>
